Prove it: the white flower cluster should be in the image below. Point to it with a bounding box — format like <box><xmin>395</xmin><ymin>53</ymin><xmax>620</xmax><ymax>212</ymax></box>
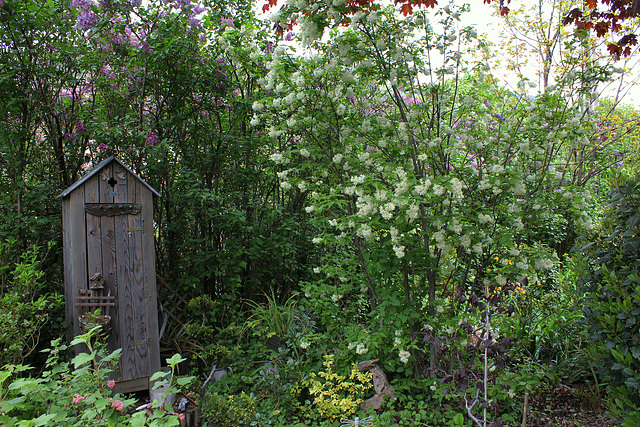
<box><xmin>399</xmin><ymin>349</ymin><xmax>410</xmax><ymax>364</ymax></box>
<box><xmin>534</xmin><ymin>257</ymin><xmax>556</xmax><ymax>270</ymax></box>
<box><xmin>356</xmin><ymin>195</ymin><xmax>376</xmax><ymax>218</ymax></box>
<box><xmin>449</xmin><ymin>178</ymin><xmax>464</xmax><ymax>199</ymax></box>
<box><xmin>270</xmin><ymin>152</ymin><xmax>286</xmax><ymax>164</ymax></box>
<box><xmin>357</xmin><ymin>224</ymin><xmax>373</xmax><ymax>241</ymax></box>
<box><xmin>348</xmin><ymin>342</ymin><xmax>369</xmax><ymax>355</ymax></box>
<box><xmin>406</xmin><ymin>204</ymin><xmax>419</xmax><ymax>223</ymax></box>
<box><xmin>478</xmin><ymin>213</ymin><xmax>493</xmax><ymax>225</ymax></box>
<box><xmin>393</xmin><ymin>245</ymin><xmax>405</xmax><ymax>258</ymax></box>
<box><xmin>578</xmin><ymin>217</ymin><xmax>594</xmax><ymax>230</ymax></box>
<box><xmin>379</xmin><ymin>202</ymin><xmax>395</xmax><ymax>220</ymax></box>
<box><xmin>433</xmin><ymin>230</ymin><xmax>446</xmax><ymax>250</ymax></box>
<box><xmin>450</xmin><ymin>218</ymin><xmax>462</xmax><ymax>234</ymax></box>
<box><xmin>510</xmin><ymin>181</ymin><xmax>526</xmax><ymax>195</ymax></box>
<box><xmin>414</xmin><ymin>178</ymin><xmax>432</xmax><ymax>196</ymax></box>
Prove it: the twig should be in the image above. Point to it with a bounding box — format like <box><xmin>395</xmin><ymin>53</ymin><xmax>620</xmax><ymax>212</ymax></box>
<box><xmin>199</xmin><ymin>364</ymin><xmax>219</xmax><ymax>405</ymax></box>
<box><xmin>465</xmin><ymin>389</ymin><xmax>483</xmax><ymax>427</ymax></box>
<box><xmin>520</xmin><ymin>391</ymin><xmax>530</xmax><ymax>427</ymax></box>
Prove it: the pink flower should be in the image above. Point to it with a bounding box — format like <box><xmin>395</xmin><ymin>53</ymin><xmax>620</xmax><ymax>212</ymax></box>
<box><xmin>107</xmin><ymin>380</ymin><xmax>116</xmax><ymax>388</ymax></box>
<box><xmin>72</xmin><ymin>395</ymin><xmax>85</xmax><ymax>404</ymax></box>
<box><xmin>179</xmin><ymin>413</ymin><xmax>185</xmax><ymax>420</ymax></box>
<box><xmin>98</xmin><ymin>142</ymin><xmax>109</xmax><ymax>152</ymax></box>
<box><xmin>111</xmin><ymin>399</ymin><xmax>125</xmax><ymax>411</ymax></box>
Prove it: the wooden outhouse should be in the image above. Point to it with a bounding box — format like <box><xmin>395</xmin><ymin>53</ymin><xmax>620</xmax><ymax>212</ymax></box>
<box><xmin>59</xmin><ymin>156</ymin><xmax>161</xmax><ymax>393</ymax></box>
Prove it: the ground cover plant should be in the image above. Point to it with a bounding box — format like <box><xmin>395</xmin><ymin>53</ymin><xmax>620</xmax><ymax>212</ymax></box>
<box><xmin>1</xmin><ymin>0</ymin><xmax>640</xmax><ymax>425</ymax></box>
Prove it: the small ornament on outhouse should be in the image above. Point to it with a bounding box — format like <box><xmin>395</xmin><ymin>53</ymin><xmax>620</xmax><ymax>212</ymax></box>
<box><xmin>58</xmin><ymin>156</ymin><xmax>161</xmax><ymax>393</ymax></box>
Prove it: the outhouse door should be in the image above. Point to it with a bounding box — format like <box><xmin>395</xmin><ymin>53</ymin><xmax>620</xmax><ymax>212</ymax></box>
<box><xmin>83</xmin><ymin>161</ymin><xmax>157</xmax><ymax>389</ymax></box>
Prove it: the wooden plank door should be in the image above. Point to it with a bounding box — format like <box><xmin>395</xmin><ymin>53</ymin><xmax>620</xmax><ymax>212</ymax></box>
<box><xmin>83</xmin><ymin>163</ymin><xmax>151</xmax><ymax>385</ymax></box>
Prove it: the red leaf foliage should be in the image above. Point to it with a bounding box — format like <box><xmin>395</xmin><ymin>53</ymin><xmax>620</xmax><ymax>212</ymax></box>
<box><xmin>262</xmin><ymin>0</ymin><xmax>277</xmax><ymax>13</ymax></box>
<box><xmin>399</xmin><ymin>3</ymin><xmax>413</xmax><ymax>16</ymax></box>
<box><xmin>562</xmin><ymin>0</ymin><xmax>639</xmax><ymax>57</ymax></box>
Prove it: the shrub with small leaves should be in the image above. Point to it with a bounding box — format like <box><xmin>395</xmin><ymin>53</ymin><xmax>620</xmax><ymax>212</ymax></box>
<box><xmin>303</xmin><ymin>355</ymin><xmax>372</xmax><ymax>421</ymax></box>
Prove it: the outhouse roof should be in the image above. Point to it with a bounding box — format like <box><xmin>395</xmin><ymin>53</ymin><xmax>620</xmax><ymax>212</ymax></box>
<box><xmin>57</xmin><ymin>156</ymin><xmax>161</xmax><ymax>199</ymax></box>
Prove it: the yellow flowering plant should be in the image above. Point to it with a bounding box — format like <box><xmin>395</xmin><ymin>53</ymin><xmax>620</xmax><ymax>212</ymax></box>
<box><xmin>303</xmin><ymin>355</ymin><xmax>372</xmax><ymax>421</ymax></box>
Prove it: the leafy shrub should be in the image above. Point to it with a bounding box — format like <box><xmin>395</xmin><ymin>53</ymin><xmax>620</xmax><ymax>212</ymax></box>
<box><xmin>0</xmin><ymin>242</ymin><xmax>64</xmax><ymax>367</ymax></box>
<box><xmin>200</xmin><ymin>391</ymin><xmax>256</xmax><ymax>426</ymax></box>
<box><xmin>1</xmin><ymin>327</ymin><xmax>193</xmax><ymax>426</ymax></box>
<box><xmin>579</xmin><ymin>177</ymin><xmax>640</xmax><ymax>424</ymax></box>
<box><xmin>302</xmin><ymin>355</ymin><xmax>372</xmax><ymax>421</ymax></box>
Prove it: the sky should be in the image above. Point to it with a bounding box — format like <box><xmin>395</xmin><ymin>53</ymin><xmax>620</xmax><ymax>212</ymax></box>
<box><xmin>454</xmin><ymin>1</ymin><xmax>640</xmax><ymax>106</ymax></box>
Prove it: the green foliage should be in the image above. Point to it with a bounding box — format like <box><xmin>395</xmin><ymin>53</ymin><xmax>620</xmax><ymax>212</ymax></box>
<box><xmin>1</xmin><ymin>327</ymin><xmax>193</xmax><ymax>426</ymax></box>
<box><xmin>1</xmin><ymin>329</ymin><xmax>133</xmax><ymax>426</ymax></box>
<box><xmin>579</xmin><ymin>177</ymin><xmax>640</xmax><ymax>423</ymax></box>
<box><xmin>0</xmin><ymin>0</ymin><xmax>635</xmax><ymax>424</ymax></box>
<box><xmin>200</xmin><ymin>391</ymin><xmax>256</xmax><ymax>426</ymax></box>
<box><xmin>302</xmin><ymin>355</ymin><xmax>372</xmax><ymax>421</ymax></box>
<box><xmin>0</xmin><ymin>242</ymin><xmax>64</xmax><ymax>367</ymax></box>
<box><xmin>245</xmin><ymin>290</ymin><xmax>311</xmax><ymax>341</ymax></box>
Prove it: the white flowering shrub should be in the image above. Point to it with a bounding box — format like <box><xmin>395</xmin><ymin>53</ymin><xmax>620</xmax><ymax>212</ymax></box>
<box><xmin>255</xmin><ymin>4</ymin><xmax>613</xmax><ymax>381</ymax></box>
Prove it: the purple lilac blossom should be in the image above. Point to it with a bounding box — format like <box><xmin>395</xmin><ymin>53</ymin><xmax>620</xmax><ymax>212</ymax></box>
<box><xmin>64</xmin><ymin>133</ymin><xmax>76</xmax><ymax>142</ymax></box>
<box><xmin>77</xmin><ymin>10</ymin><xmax>97</xmax><ymax>31</ymax></box>
<box><xmin>189</xmin><ymin>17</ymin><xmax>200</xmax><ymax>27</ymax></box>
<box><xmin>72</xmin><ymin>0</ymin><xmax>91</xmax><ymax>9</ymax></box>
<box><xmin>263</xmin><ymin>42</ymin><xmax>274</xmax><ymax>54</ymax></box>
<box><xmin>220</xmin><ymin>17</ymin><xmax>234</xmax><ymax>28</ymax></box>
<box><xmin>192</xmin><ymin>3</ymin><xmax>205</xmax><ymax>14</ymax></box>
<box><xmin>61</xmin><ymin>89</ymin><xmax>74</xmax><ymax>100</ymax></box>
<box><xmin>492</xmin><ymin>113</ymin><xmax>503</xmax><ymax>120</ymax></box>
<box><xmin>285</xmin><ymin>32</ymin><xmax>295</xmax><ymax>41</ymax></box>
<box><xmin>98</xmin><ymin>143</ymin><xmax>109</xmax><ymax>152</ymax></box>
<box><xmin>145</xmin><ymin>132</ymin><xmax>159</xmax><ymax>146</ymax></box>
<box><xmin>75</xmin><ymin>122</ymin><xmax>87</xmax><ymax>134</ymax></box>
<box><xmin>484</xmin><ymin>100</ymin><xmax>490</xmax><ymax>108</ymax></box>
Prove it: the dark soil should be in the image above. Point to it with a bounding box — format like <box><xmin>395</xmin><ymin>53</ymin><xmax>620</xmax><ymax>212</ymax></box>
<box><xmin>524</xmin><ymin>384</ymin><xmax>618</xmax><ymax>427</ymax></box>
